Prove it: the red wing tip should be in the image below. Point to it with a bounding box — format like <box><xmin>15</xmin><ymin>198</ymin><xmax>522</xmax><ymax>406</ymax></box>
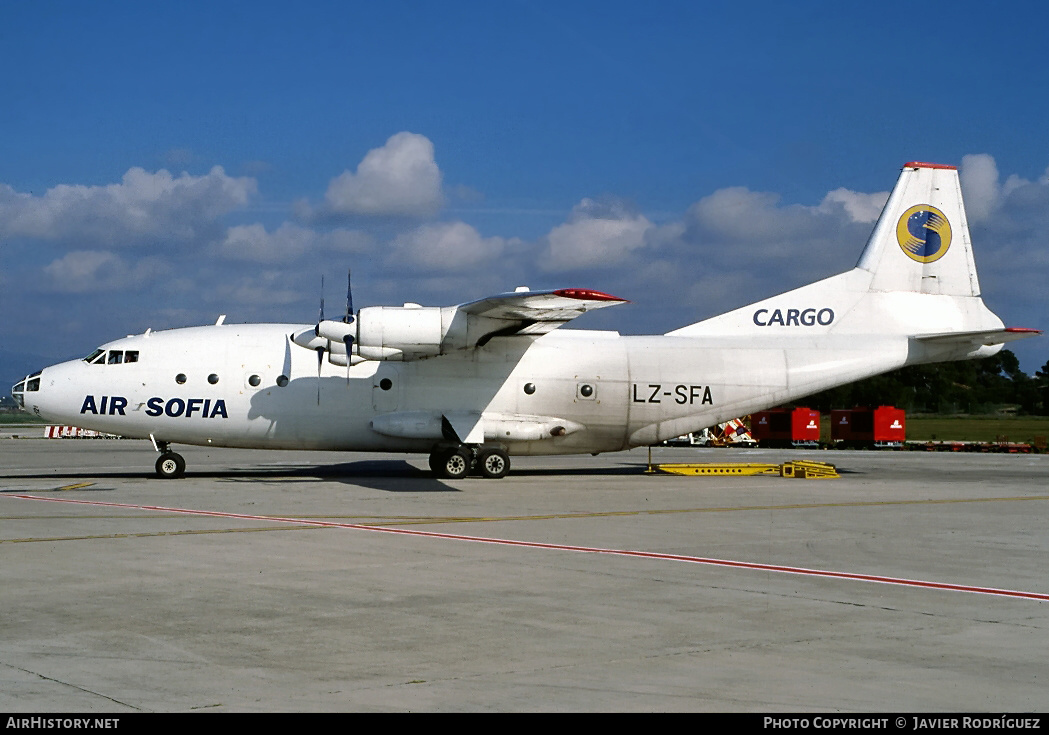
<box><xmin>553</xmin><ymin>288</ymin><xmax>628</xmax><ymax>302</ymax></box>
<box><xmin>904</xmin><ymin>161</ymin><xmax>957</xmax><ymax>170</ymax></box>
<box><xmin>1005</xmin><ymin>327</ymin><xmax>1042</xmax><ymax>334</ymax></box>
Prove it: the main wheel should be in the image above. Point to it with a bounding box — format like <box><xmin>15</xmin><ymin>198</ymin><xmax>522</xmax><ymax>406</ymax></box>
<box><xmin>477</xmin><ymin>447</ymin><xmax>510</xmax><ymax>479</ymax></box>
<box><xmin>155</xmin><ymin>452</ymin><xmax>186</xmax><ymax>479</ymax></box>
<box><xmin>433</xmin><ymin>447</ymin><xmax>471</xmax><ymax>479</ymax></box>
<box><xmin>428</xmin><ymin>452</ymin><xmax>442</xmax><ymax>475</ymax></box>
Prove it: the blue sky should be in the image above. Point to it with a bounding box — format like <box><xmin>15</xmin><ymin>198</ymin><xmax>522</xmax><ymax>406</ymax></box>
<box><xmin>2</xmin><ymin>0</ymin><xmax>1047</xmax><ymax>386</ymax></box>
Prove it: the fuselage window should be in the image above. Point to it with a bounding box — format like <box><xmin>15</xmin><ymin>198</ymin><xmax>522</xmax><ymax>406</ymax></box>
<box><xmin>176</xmin><ymin>373</ymin><xmax>187</xmax><ymax>384</ymax></box>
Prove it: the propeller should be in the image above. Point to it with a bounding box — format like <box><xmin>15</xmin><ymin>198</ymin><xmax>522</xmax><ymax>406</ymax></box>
<box><xmin>316</xmin><ymin>276</ymin><xmax>325</xmax><ymax>405</ymax></box>
<box><xmin>312</xmin><ymin>271</ymin><xmax>357</xmax><ymax>401</ymax></box>
<box><xmin>343</xmin><ymin>270</ymin><xmax>355</xmax><ymax>383</ymax></box>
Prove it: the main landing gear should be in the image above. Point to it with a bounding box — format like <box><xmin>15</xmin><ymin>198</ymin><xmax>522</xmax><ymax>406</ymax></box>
<box><xmin>428</xmin><ymin>444</ymin><xmax>510</xmax><ymax>480</ymax></box>
<box><xmin>151</xmin><ymin>437</ymin><xmax>186</xmax><ymax>479</ymax></box>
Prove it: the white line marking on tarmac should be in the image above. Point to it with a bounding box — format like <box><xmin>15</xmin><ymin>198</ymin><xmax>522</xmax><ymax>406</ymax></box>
<box><xmin>6</xmin><ymin>493</ymin><xmax>1048</xmax><ymax>602</ymax></box>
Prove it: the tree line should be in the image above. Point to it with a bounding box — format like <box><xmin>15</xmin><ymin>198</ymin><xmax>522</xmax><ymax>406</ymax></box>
<box><xmin>804</xmin><ymin>351</ymin><xmax>1049</xmax><ymax>415</ymax></box>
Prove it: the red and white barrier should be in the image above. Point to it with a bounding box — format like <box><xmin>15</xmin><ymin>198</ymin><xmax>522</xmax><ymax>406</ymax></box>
<box><xmin>45</xmin><ymin>425</ymin><xmax>121</xmax><ymax>439</ymax></box>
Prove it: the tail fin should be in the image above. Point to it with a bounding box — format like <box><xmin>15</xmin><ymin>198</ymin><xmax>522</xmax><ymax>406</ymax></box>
<box><xmin>857</xmin><ymin>162</ymin><xmax>980</xmax><ymax>297</ymax></box>
<box><xmin>667</xmin><ymin>161</ymin><xmax>1003</xmax><ymax>339</ymax></box>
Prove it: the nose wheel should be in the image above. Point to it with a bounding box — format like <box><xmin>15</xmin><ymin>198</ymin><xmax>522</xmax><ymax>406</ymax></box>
<box><xmin>155</xmin><ymin>452</ymin><xmax>186</xmax><ymax>479</ymax></box>
<box><xmin>151</xmin><ymin>437</ymin><xmax>186</xmax><ymax>479</ymax></box>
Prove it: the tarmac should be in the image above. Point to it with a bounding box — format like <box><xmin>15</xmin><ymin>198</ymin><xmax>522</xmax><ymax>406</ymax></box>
<box><xmin>2</xmin><ymin>431</ymin><xmax>1048</xmax><ymax>712</ymax></box>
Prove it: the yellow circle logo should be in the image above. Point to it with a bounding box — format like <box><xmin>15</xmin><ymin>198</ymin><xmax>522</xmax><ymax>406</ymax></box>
<box><xmin>896</xmin><ymin>204</ymin><xmax>952</xmax><ymax>263</ymax></box>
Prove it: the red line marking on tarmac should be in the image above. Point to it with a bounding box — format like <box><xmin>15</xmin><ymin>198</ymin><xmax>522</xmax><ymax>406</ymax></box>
<box><xmin>7</xmin><ymin>493</ymin><xmax>1048</xmax><ymax>602</ymax></box>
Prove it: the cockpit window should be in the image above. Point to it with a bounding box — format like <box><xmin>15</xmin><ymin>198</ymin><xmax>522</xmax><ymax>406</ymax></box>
<box><xmin>11</xmin><ymin>372</ymin><xmax>40</xmax><ymax>409</ymax></box>
<box><xmin>85</xmin><ymin>349</ymin><xmax>139</xmax><ymax>365</ymax></box>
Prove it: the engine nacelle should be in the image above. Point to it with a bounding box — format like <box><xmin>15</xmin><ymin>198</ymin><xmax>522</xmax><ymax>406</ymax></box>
<box><xmin>356</xmin><ymin>306</ymin><xmax>446</xmax><ymax>361</ymax></box>
<box><xmin>316</xmin><ymin>320</ymin><xmax>355</xmax><ymax>344</ymax></box>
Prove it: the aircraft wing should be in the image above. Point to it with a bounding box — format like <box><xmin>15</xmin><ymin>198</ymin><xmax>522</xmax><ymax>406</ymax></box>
<box><xmin>298</xmin><ymin>287</ymin><xmax>629</xmax><ymax>362</ymax></box>
<box><xmin>914</xmin><ymin>327</ymin><xmax>1042</xmax><ymax>346</ymax></box>
<box><xmin>458</xmin><ymin>288</ymin><xmax>628</xmax><ymax>336</ymax></box>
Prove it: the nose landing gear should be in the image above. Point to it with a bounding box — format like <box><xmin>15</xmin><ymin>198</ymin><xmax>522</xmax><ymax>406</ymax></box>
<box><xmin>155</xmin><ymin>452</ymin><xmax>186</xmax><ymax>479</ymax></box>
<box><xmin>151</xmin><ymin>435</ymin><xmax>186</xmax><ymax>479</ymax></box>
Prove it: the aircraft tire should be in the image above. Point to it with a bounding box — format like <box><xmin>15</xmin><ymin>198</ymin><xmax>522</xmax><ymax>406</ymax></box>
<box><xmin>477</xmin><ymin>447</ymin><xmax>510</xmax><ymax>479</ymax></box>
<box><xmin>434</xmin><ymin>447</ymin><xmax>471</xmax><ymax>480</ymax></box>
<box><xmin>427</xmin><ymin>452</ymin><xmax>442</xmax><ymax>475</ymax></box>
<box><xmin>155</xmin><ymin>452</ymin><xmax>186</xmax><ymax>479</ymax></box>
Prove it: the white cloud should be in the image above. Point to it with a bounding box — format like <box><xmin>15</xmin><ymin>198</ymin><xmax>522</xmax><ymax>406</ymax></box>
<box><xmin>960</xmin><ymin>153</ymin><xmax>1000</xmax><ymax>222</ymax></box>
<box><xmin>542</xmin><ymin>198</ymin><xmax>652</xmax><ymax>271</ymax></box>
<box><xmin>219</xmin><ymin>272</ymin><xmax>305</xmax><ymax>307</ymax></box>
<box><xmin>218</xmin><ymin>222</ymin><xmax>373</xmax><ymax>263</ymax></box>
<box><xmin>686</xmin><ymin>187</ymin><xmax>815</xmax><ymax>244</ymax></box>
<box><xmin>388</xmin><ymin>221</ymin><xmax>507</xmax><ymax>271</ymax></box>
<box><xmin>315</xmin><ymin>132</ymin><xmax>443</xmax><ymax>218</ymax></box>
<box><xmin>42</xmin><ymin>250</ymin><xmax>170</xmax><ymax>293</ymax></box>
<box><xmin>0</xmin><ymin>166</ymin><xmax>256</xmax><ymax>247</ymax></box>
<box><xmin>656</xmin><ymin>183</ymin><xmax>883</xmax><ymax>320</ymax></box>
<box><xmin>819</xmin><ymin>188</ymin><xmax>889</xmax><ymax>223</ymax></box>
<box><xmin>683</xmin><ymin>184</ymin><xmax>873</xmax><ymax>260</ymax></box>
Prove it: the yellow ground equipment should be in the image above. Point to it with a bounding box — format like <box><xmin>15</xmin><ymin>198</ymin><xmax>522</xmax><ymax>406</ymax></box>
<box><xmin>647</xmin><ymin>459</ymin><xmax>839</xmax><ymax>479</ymax></box>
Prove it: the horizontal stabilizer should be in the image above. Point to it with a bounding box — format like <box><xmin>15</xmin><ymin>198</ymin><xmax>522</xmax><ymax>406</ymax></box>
<box><xmin>915</xmin><ymin>327</ymin><xmax>1042</xmax><ymax>346</ymax></box>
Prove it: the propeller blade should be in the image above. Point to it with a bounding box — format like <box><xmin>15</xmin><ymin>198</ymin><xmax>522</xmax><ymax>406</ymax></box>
<box><xmin>345</xmin><ymin>334</ymin><xmax>354</xmax><ymax>384</ymax></box>
<box><xmin>316</xmin><ymin>345</ymin><xmax>324</xmax><ymax>406</ymax></box>
<box><xmin>314</xmin><ymin>275</ymin><xmax>325</xmax><ymax>337</ymax></box>
<box><xmin>345</xmin><ymin>269</ymin><xmax>354</xmax><ymax>382</ymax></box>
<box><xmin>345</xmin><ymin>269</ymin><xmax>354</xmax><ymax>324</ymax></box>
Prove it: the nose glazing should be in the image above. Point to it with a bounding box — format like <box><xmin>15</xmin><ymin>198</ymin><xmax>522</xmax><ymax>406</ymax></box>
<box><xmin>10</xmin><ymin>370</ymin><xmax>42</xmax><ymax>410</ymax></box>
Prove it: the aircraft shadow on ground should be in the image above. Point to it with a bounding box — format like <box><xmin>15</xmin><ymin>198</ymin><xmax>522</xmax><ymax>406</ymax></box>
<box><xmin>0</xmin><ymin>459</ymin><xmax>657</xmax><ymax>494</ymax></box>
<box><xmin>0</xmin><ymin>460</ymin><xmax>453</xmax><ymax>493</ymax></box>
<box><xmin>215</xmin><ymin>460</ymin><xmax>457</xmax><ymax>492</ymax></box>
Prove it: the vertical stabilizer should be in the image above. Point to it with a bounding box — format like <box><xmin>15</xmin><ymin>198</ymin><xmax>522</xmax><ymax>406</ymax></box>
<box><xmin>857</xmin><ymin>162</ymin><xmax>980</xmax><ymax>297</ymax></box>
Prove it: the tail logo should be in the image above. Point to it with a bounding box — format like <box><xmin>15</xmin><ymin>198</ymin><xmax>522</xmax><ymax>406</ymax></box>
<box><xmin>896</xmin><ymin>204</ymin><xmax>952</xmax><ymax>263</ymax></box>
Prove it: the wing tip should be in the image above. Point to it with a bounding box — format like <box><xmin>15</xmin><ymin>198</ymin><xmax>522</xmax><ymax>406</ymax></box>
<box><xmin>552</xmin><ymin>288</ymin><xmax>629</xmax><ymax>303</ymax></box>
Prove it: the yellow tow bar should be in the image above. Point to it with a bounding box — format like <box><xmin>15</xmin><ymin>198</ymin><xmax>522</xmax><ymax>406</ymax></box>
<box><xmin>646</xmin><ymin>460</ymin><xmax>839</xmax><ymax>479</ymax></box>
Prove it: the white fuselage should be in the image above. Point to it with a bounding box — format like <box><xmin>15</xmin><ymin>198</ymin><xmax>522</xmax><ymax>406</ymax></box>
<box><xmin>22</xmin><ymin>290</ymin><xmax>995</xmax><ymax>457</ymax></box>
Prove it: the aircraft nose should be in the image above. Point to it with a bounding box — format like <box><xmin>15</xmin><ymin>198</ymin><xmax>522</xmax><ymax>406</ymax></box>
<box><xmin>11</xmin><ymin>370</ymin><xmax>43</xmax><ymax>411</ymax></box>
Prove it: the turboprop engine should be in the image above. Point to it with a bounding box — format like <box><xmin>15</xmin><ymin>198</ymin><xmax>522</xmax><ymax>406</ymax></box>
<box><xmin>295</xmin><ymin>304</ymin><xmax>509</xmax><ymax>362</ymax></box>
<box><xmin>353</xmin><ymin>305</ymin><xmax>446</xmax><ymax>360</ymax></box>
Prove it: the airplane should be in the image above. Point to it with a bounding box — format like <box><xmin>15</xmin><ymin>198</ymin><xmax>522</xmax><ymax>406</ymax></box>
<box><xmin>10</xmin><ymin>162</ymin><xmax>1041</xmax><ymax>480</ymax></box>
